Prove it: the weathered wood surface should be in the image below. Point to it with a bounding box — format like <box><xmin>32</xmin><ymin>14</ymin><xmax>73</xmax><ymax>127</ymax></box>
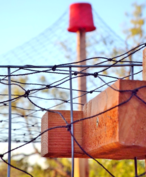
<box><xmin>41</xmin><ymin>79</ymin><xmax>146</xmax><ymax>159</ymax></box>
<box><xmin>41</xmin><ymin>110</ymin><xmax>83</xmax><ymax>157</ymax></box>
<box><xmin>83</xmin><ymin>79</ymin><xmax>146</xmax><ymax>159</ymax></box>
<box><xmin>76</xmin><ymin>30</ymin><xmax>88</xmax><ymax>177</ymax></box>
<box><xmin>76</xmin><ymin>30</ymin><xmax>87</xmax><ymax>111</ymax></box>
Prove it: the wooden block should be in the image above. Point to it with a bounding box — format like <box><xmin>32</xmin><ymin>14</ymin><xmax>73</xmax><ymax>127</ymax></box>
<box><xmin>41</xmin><ymin>110</ymin><xmax>83</xmax><ymax>158</ymax></box>
<box><xmin>41</xmin><ymin>79</ymin><xmax>146</xmax><ymax>159</ymax></box>
<box><xmin>83</xmin><ymin>79</ymin><xmax>146</xmax><ymax>159</ymax></box>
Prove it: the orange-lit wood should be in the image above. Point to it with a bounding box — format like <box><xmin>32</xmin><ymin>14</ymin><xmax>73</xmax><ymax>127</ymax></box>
<box><xmin>76</xmin><ymin>30</ymin><xmax>88</xmax><ymax>177</ymax></box>
<box><xmin>77</xmin><ymin>30</ymin><xmax>87</xmax><ymax>110</ymax></box>
<box><xmin>41</xmin><ymin>110</ymin><xmax>83</xmax><ymax>158</ymax></box>
<box><xmin>41</xmin><ymin>79</ymin><xmax>146</xmax><ymax>159</ymax></box>
<box><xmin>83</xmin><ymin>79</ymin><xmax>146</xmax><ymax>159</ymax></box>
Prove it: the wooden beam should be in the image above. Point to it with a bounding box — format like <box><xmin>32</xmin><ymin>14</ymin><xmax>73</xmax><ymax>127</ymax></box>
<box><xmin>83</xmin><ymin>79</ymin><xmax>146</xmax><ymax>159</ymax></box>
<box><xmin>41</xmin><ymin>79</ymin><xmax>146</xmax><ymax>159</ymax></box>
<box><xmin>41</xmin><ymin>110</ymin><xmax>83</xmax><ymax>157</ymax></box>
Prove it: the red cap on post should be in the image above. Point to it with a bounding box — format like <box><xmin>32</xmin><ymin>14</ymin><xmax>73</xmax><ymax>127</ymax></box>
<box><xmin>68</xmin><ymin>3</ymin><xmax>96</xmax><ymax>32</ymax></box>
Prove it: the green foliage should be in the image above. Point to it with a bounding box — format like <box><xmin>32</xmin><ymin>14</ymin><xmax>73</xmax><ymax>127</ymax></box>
<box><xmin>43</xmin><ymin>158</ymin><xmax>71</xmax><ymax>177</ymax></box>
<box><xmin>124</xmin><ymin>2</ymin><xmax>146</xmax><ymax>43</ymax></box>
<box><xmin>0</xmin><ymin>159</ymin><xmax>30</xmax><ymax>177</ymax></box>
<box><xmin>89</xmin><ymin>159</ymin><xmax>145</xmax><ymax>177</ymax></box>
<box><xmin>0</xmin><ymin>158</ymin><xmax>71</xmax><ymax>177</ymax></box>
<box><xmin>39</xmin><ymin>75</ymin><xmax>47</xmax><ymax>83</ymax></box>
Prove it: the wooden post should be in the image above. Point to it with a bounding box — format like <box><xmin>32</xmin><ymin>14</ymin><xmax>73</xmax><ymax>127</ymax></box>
<box><xmin>74</xmin><ymin>30</ymin><xmax>89</xmax><ymax>177</ymax></box>
<box><xmin>77</xmin><ymin>30</ymin><xmax>87</xmax><ymax>110</ymax></box>
<box><xmin>142</xmin><ymin>48</ymin><xmax>146</xmax><ymax>177</ymax></box>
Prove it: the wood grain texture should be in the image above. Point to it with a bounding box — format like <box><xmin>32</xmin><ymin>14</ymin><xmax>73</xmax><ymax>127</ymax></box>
<box><xmin>77</xmin><ymin>30</ymin><xmax>87</xmax><ymax>111</ymax></box>
<box><xmin>41</xmin><ymin>79</ymin><xmax>146</xmax><ymax>159</ymax></box>
<box><xmin>76</xmin><ymin>30</ymin><xmax>88</xmax><ymax>177</ymax></box>
<box><xmin>83</xmin><ymin>79</ymin><xmax>146</xmax><ymax>159</ymax></box>
<box><xmin>41</xmin><ymin>110</ymin><xmax>83</xmax><ymax>158</ymax></box>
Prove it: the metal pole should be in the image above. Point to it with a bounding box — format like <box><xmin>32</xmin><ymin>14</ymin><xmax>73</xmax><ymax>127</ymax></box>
<box><xmin>7</xmin><ymin>67</ymin><xmax>12</xmax><ymax>177</ymax></box>
<box><xmin>132</xmin><ymin>67</ymin><xmax>138</xmax><ymax>177</ymax></box>
<box><xmin>131</xmin><ymin>65</ymin><xmax>134</xmax><ymax>80</ymax></box>
<box><xmin>142</xmin><ymin>48</ymin><xmax>146</xmax><ymax>177</ymax></box>
<box><xmin>134</xmin><ymin>157</ymin><xmax>138</xmax><ymax>177</ymax></box>
<box><xmin>69</xmin><ymin>66</ymin><xmax>74</xmax><ymax>177</ymax></box>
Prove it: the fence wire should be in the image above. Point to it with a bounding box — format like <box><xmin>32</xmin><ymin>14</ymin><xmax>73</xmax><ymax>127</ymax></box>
<box><xmin>0</xmin><ymin>43</ymin><xmax>145</xmax><ymax>177</ymax></box>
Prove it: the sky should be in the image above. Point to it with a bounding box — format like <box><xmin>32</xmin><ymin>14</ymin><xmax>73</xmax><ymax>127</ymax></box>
<box><xmin>0</xmin><ymin>0</ymin><xmax>145</xmax><ymax>55</ymax></box>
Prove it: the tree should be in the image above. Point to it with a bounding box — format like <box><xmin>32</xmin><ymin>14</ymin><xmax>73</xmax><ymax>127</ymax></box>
<box><xmin>124</xmin><ymin>2</ymin><xmax>146</xmax><ymax>44</ymax></box>
<box><xmin>90</xmin><ymin>159</ymin><xmax>145</xmax><ymax>177</ymax></box>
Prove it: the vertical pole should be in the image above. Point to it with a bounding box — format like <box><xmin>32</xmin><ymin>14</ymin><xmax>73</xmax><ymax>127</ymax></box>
<box><xmin>7</xmin><ymin>67</ymin><xmax>12</xmax><ymax>177</ymax></box>
<box><xmin>143</xmin><ymin>48</ymin><xmax>146</xmax><ymax>177</ymax></box>
<box><xmin>74</xmin><ymin>30</ymin><xmax>88</xmax><ymax>177</ymax></box>
<box><xmin>131</xmin><ymin>65</ymin><xmax>134</xmax><ymax>80</ymax></box>
<box><xmin>69</xmin><ymin>67</ymin><xmax>74</xmax><ymax>177</ymax></box>
<box><xmin>76</xmin><ymin>30</ymin><xmax>87</xmax><ymax>110</ymax></box>
<box><xmin>134</xmin><ymin>157</ymin><xmax>138</xmax><ymax>177</ymax></box>
<box><xmin>143</xmin><ymin>48</ymin><xmax>146</xmax><ymax>80</ymax></box>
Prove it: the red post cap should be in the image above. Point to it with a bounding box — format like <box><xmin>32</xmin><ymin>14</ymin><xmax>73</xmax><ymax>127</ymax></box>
<box><xmin>68</xmin><ymin>3</ymin><xmax>96</xmax><ymax>32</ymax></box>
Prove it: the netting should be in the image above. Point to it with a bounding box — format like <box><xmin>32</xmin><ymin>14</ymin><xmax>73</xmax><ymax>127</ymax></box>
<box><xmin>0</xmin><ymin>43</ymin><xmax>145</xmax><ymax>177</ymax></box>
<box><xmin>0</xmin><ymin>8</ymin><xmax>145</xmax><ymax>177</ymax></box>
<box><xmin>0</xmin><ymin>10</ymin><xmax>132</xmax><ymax>66</ymax></box>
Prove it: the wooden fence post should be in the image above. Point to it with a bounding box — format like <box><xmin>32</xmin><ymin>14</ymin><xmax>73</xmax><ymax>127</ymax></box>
<box><xmin>74</xmin><ymin>30</ymin><xmax>88</xmax><ymax>177</ymax></box>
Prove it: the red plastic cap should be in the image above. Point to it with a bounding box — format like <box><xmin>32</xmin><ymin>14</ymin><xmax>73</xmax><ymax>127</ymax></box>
<box><xmin>68</xmin><ymin>3</ymin><xmax>96</xmax><ymax>33</ymax></box>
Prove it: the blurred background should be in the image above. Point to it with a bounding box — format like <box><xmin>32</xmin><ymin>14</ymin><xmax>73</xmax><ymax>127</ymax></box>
<box><xmin>0</xmin><ymin>0</ymin><xmax>146</xmax><ymax>176</ymax></box>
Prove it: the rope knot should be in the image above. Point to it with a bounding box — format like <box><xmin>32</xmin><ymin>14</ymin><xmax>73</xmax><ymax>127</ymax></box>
<box><xmin>93</xmin><ymin>72</ymin><xmax>98</xmax><ymax>78</ymax></box>
<box><xmin>133</xmin><ymin>88</ymin><xmax>138</xmax><ymax>95</ymax></box>
<box><xmin>24</xmin><ymin>90</ymin><xmax>30</xmax><ymax>98</ymax></box>
<box><xmin>46</xmin><ymin>85</ymin><xmax>50</xmax><ymax>88</ymax></box>
<box><xmin>0</xmin><ymin>154</ymin><xmax>4</xmax><ymax>158</ymax></box>
<box><xmin>90</xmin><ymin>90</ymin><xmax>93</xmax><ymax>94</ymax></box>
<box><xmin>52</xmin><ymin>65</ymin><xmax>56</xmax><ymax>71</ymax></box>
<box><xmin>67</xmin><ymin>124</ymin><xmax>71</xmax><ymax>131</ymax></box>
<box><xmin>74</xmin><ymin>72</ymin><xmax>78</xmax><ymax>76</ymax></box>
